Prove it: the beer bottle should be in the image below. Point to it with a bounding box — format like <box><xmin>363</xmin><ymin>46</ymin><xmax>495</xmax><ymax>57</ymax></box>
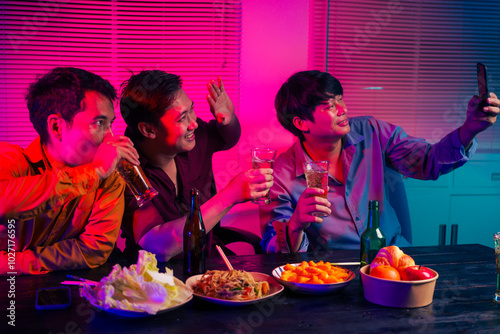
<box><xmin>183</xmin><ymin>188</ymin><xmax>206</xmax><ymax>275</ymax></box>
<box><xmin>360</xmin><ymin>200</ymin><xmax>386</xmax><ymax>267</ymax></box>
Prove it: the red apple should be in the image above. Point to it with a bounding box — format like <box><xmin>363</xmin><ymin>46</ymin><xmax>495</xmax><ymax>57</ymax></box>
<box><xmin>400</xmin><ymin>265</ymin><xmax>436</xmax><ymax>281</ymax></box>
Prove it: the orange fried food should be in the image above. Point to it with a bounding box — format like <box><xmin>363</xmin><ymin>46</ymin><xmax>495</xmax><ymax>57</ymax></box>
<box><xmin>279</xmin><ymin>260</ymin><xmax>350</xmax><ymax>284</ymax></box>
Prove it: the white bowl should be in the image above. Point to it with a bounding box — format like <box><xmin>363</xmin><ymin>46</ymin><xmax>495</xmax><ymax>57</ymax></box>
<box><xmin>272</xmin><ymin>263</ymin><xmax>355</xmax><ymax>295</ymax></box>
<box><xmin>360</xmin><ymin>265</ymin><xmax>439</xmax><ymax>308</ymax></box>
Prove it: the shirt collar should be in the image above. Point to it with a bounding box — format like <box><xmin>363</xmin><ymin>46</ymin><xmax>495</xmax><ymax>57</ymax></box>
<box><xmin>344</xmin><ymin>126</ymin><xmax>364</xmax><ymax>147</ymax></box>
<box><xmin>23</xmin><ymin>136</ymin><xmax>53</xmax><ymax>171</ymax></box>
<box><xmin>292</xmin><ymin>139</ymin><xmax>309</xmax><ymax>178</ymax></box>
<box><xmin>135</xmin><ymin>148</ymin><xmax>190</xmax><ymax>199</ymax></box>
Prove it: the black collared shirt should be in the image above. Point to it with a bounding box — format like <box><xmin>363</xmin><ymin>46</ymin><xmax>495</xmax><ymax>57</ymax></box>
<box><xmin>121</xmin><ymin>117</ymin><xmax>241</xmax><ymax>252</ymax></box>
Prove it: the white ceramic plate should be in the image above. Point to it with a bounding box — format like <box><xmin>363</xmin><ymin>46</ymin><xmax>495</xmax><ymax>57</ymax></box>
<box><xmin>89</xmin><ymin>295</ymin><xmax>193</xmax><ymax>318</ymax></box>
<box><xmin>272</xmin><ymin>263</ymin><xmax>355</xmax><ymax>295</ymax></box>
<box><xmin>185</xmin><ymin>272</ymin><xmax>284</xmax><ymax>306</ymax></box>
<box><xmin>82</xmin><ymin>276</ymin><xmax>193</xmax><ymax>318</ymax></box>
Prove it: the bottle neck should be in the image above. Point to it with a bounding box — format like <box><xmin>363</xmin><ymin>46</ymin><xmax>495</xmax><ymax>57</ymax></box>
<box><xmin>188</xmin><ymin>189</ymin><xmax>204</xmax><ymax>230</ymax></box>
<box><xmin>190</xmin><ymin>190</ymin><xmax>200</xmax><ymax>213</ymax></box>
<box><xmin>187</xmin><ymin>190</ymin><xmax>202</xmax><ymax>225</ymax></box>
<box><xmin>368</xmin><ymin>202</ymin><xmax>379</xmax><ymax>229</ymax></box>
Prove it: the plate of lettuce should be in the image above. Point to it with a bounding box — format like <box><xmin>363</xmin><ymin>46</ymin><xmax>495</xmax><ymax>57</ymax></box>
<box><xmin>80</xmin><ymin>251</ymin><xmax>193</xmax><ymax>317</ymax></box>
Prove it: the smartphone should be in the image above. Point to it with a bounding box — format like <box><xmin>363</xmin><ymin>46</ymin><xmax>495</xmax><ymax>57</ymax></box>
<box><xmin>35</xmin><ymin>287</ymin><xmax>71</xmax><ymax>310</ymax></box>
<box><xmin>477</xmin><ymin>62</ymin><xmax>489</xmax><ymax>106</ymax></box>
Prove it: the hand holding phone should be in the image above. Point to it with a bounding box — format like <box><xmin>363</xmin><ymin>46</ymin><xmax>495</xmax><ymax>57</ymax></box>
<box><xmin>36</xmin><ymin>287</ymin><xmax>71</xmax><ymax>310</ymax></box>
<box><xmin>477</xmin><ymin>62</ymin><xmax>489</xmax><ymax>108</ymax></box>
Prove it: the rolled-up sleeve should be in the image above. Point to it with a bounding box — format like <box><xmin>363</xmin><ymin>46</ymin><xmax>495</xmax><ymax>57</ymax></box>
<box><xmin>259</xmin><ymin>150</ymin><xmax>309</xmax><ymax>253</ymax></box>
<box><xmin>378</xmin><ymin>119</ymin><xmax>475</xmax><ymax>180</ymax></box>
<box><xmin>0</xmin><ymin>143</ymin><xmax>100</xmax><ymax>218</ymax></box>
<box><xmin>34</xmin><ymin>173</ymin><xmax>125</xmax><ymax>272</ymax></box>
<box><xmin>0</xmin><ymin>140</ymin><xmax>126</xmax><ymax>274</ymax></box>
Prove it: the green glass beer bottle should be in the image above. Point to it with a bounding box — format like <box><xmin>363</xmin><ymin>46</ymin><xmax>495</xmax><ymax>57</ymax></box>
<box><xmin>183</xmin><ymin>188</ymin><xmax>206</xmax><ymax>276</ymax></box>
<box><xmin>360</xmin><ymin>200</ymin><xmax>386</xmax><ymax>267</ymax></box>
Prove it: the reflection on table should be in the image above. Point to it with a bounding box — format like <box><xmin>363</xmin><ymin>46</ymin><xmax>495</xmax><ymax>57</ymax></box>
<box><xmin>1</xmin><ymin>244</ymin><xmax>499</xmax><ymax>334</ymax></box>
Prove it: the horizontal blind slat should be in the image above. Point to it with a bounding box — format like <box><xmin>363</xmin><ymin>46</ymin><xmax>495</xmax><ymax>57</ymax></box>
<box><xmin>0</xmin><ymin>1</ymin><xmax>242</xmax><ymax>175</ymax></box>
<box><xmin>309</xmin><ymin>0</ymin><xmax>500</xmax><ymax>152</ymax></box>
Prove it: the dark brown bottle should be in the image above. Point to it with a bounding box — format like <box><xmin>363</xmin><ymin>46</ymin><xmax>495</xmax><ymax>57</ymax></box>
<box><xmin>183</xmin><ymin>188</ymin><xmax>206</xmax><ymax>276</ymax></box>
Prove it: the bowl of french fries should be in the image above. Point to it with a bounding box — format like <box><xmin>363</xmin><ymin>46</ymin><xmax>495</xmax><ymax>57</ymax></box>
<box><xmin>272</xmin><ymin>260</ymin><xmax>355</xmax><ymax>294</ymax></box>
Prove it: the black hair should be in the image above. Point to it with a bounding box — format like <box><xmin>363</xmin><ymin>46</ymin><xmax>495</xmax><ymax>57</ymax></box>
<box><xmin>275</xmin><ymin>70</ymin><xmax>343</xmax><ymax>140</ymax></box>
<box><xmin>120</xmin><ymin>70</ymin><xmax>182</xmax><ymax>142</ymax></box>
<box><xmin>26</xmin><ymin>67</ymin><xmax>116</xmax><ymax>144</ymax></box>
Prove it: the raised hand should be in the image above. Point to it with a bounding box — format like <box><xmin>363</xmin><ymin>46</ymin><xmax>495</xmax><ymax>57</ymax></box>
<box><xmin>206</xmin><ymin>77</ymin><xmax>234</xmax><ymax>125</ymax></box>
<box><xmin>460</xmin><ymin>92</ymin><xmax>499</xmax><ymax>148</ymax></box>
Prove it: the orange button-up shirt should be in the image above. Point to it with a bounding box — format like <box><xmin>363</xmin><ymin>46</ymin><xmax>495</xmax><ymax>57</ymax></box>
<box><xmin>0</xmin><ymin>137</ymin><xmax>125</xmax><ymax>274</ymax></box>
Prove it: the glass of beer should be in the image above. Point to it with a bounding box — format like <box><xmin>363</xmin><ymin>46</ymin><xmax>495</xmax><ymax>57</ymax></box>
<box><xmin>116</xmin><ymin>160</ymin><xmax>159</xmax><ymax>207</ymax></box>
<box><xmin>251</xmin><ymin>148</ymin><xmax>277</xmax><ymax>205</ymax></box>
<box><xmin>494</xmin><ymin>232</ymin><xmax>500</xmax><ymax>303</ymax></box>
<box><xmin>303</xmin><ymin>160</ymin><xmax>329</xmax><ymax>217</ymax></box>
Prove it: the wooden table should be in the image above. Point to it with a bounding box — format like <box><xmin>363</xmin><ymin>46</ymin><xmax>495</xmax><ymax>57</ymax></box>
<box><xmin>2</xmin><ymin>244</ymin><xmax>499</xmax><ymax>333</ymax></box>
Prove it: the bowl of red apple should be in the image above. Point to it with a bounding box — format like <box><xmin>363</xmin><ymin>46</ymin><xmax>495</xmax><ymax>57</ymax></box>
<box><xmin>360</xmin><ymin>246</ymin><xmax>439</xmax><ymax>308</ymax></box>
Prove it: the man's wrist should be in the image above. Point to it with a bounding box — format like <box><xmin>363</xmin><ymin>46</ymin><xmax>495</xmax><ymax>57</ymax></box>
<box><xmin>286</xmin><ymin>218</ymin><xmax>305</xmax><ymax>252</ymax></box>
<box><xmin>458</xmin><ymin>124</ymin><xmax>475</xmax><ymax>150</ymax></box>
<box><xmin>212</xmin><ymin>186</ymin><xmax>238</xmax><ymax>209</ymax></box>
<box><xmin>287</xmin><ymin>219</ymin><xmax>302</xmax><ymax>235</ymax></box>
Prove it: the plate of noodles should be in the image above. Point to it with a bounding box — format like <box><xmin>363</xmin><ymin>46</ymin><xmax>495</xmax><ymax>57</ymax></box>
<box><xmin>185</xmin><ymin>270</ymin><xmax>284</xmax><ymax>306</ymax></box>
<box><xmin>272</xmin><ymin>261</ymin><xmax>355</xmax><ymax>294</ymax></box>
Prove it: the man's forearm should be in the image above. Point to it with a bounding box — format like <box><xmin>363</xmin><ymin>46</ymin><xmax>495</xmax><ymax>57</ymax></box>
<box><xmin>287</xmin><ymin>222</ymin><xmax>305</xmax><ymax>253</ymax></box>
<box><xmin>458</xmin><ymin>124</ymin><xmax>475</xmax><ymax>150</ymax></box>
<box><xmin>0</xmin><ymin>165</ymin><xmax>98</xmax><ymax>218</ymax></box>
<box><xmin>217</xmin><ymin>115</ymin><xmax>241</xmax><ymax>150</ymax></box>
<box><xmin>139</xmin><ymin>189</ymin><xmax>236</xmax><ymax>261</ymax></box>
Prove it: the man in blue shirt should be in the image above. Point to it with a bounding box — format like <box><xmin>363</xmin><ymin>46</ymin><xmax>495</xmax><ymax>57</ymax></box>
<box><xmin>260</xmin><ymin>70</ymin><xmax>499</xmax><ymax>253</ymax></box>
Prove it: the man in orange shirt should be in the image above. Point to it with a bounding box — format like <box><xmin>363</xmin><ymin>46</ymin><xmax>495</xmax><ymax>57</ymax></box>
<box><xmin>0</xmin><ymin>67</ymin><xmax>140</xmax><ymax>274</ymax></box>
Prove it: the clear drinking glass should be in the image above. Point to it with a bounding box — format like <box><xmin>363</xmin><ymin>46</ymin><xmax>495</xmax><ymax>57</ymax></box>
<box><xmin>116</xmin><ymin>160</ymin><xmax>159</xmax><ymax>207</ymax></box>
<box><xmin>494</xmin><ymin>232</ymin><xmax>500</xmax><ymax>303</ymax></box>
<box><xmin>109</xmin><ymin>129</ymin><xmax>159</xmax><ymax>207</ymax></box>
<box><xmin>303</xmin><ymin>160</ymin><xmax>329</xmax><ymax>217</ymax></box>
<box><xmin>251</xmin><ymin>148</ymin><xmax>277</xmax><ymax>205</ymax></box>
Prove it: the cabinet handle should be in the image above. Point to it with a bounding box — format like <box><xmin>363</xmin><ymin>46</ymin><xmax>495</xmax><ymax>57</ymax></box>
<box><xmin>439</xmin><ymin>224</ymin><xmax>446</xmax><ymax>246</ymax></box>
<box><xmin>492</xmin><ymin>173</ymin><xmax>500</xmax><ymax>181</ymax></box>
<box><xmin>450</xmin><ymin>224</ymin><xmax>458</xmax><ymax>245</ymax></box>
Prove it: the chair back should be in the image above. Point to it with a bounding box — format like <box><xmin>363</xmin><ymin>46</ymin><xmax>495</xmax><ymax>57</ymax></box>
<box><xmin>384</xmin><ymin>167</ymin><xmax>412</xmax><ymax>244</ymax></box>
<box><xmin>208</xmin><ymin>175</ymin><xmax>264</xmax><ymax>255</ymax></box>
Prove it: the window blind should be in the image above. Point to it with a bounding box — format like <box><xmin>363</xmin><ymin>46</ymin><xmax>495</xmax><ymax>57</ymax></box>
<box><xmin>309</xmin><ymin>0</ymin><xmax>500</xmax><ymax>152</ymax></box>
<box><xmin>0</xmin><ymin>0</ymin><xmax>241</xmax><ymax>173</ymax></box>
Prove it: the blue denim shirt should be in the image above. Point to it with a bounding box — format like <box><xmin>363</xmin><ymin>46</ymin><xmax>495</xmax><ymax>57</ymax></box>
<box><xmin>260</xmin><ymin>116</ymin><xmax>476</xmax><ymax>253</ymax></box>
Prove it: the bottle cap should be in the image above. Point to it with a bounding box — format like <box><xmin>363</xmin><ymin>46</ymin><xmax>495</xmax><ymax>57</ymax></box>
<box><xmin>369</xmin><ymin>200</ymin><xmax>379</xmax><ymax>208</ymax></box>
